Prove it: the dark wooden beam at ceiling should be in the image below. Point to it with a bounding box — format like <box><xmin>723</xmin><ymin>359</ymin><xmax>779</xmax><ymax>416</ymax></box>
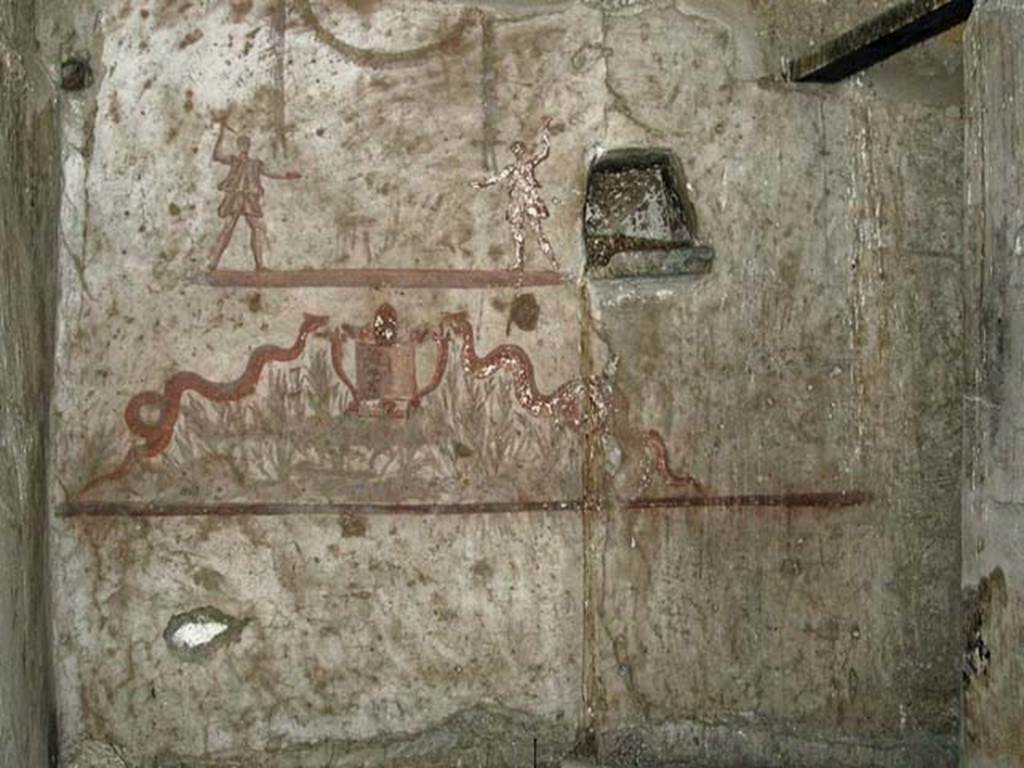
<box><xmin>786</xmin><ymin>0</ymin><xmax>973</xmax><ymax>83</ymax></box>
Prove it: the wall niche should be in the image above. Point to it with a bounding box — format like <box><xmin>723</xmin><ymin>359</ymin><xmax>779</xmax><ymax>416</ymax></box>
<box><xmin>584</xmin><ymin>148</ymin><xmax>712</xmax><ymax>280</ymax></box>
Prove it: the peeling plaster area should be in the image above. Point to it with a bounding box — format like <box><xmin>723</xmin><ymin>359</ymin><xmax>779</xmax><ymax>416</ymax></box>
<box><xmin>171</xmin><ymin>619</ymin><xmax>228</xmax><ymax>648</ymax></box>
<box><xmin>163</xmin><ymin>605</ymin><xmax>247</xmax><ymax>660</ymax></box>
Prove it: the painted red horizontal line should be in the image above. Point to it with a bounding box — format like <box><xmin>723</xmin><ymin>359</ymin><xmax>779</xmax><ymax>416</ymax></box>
<box><xmin>626</xmin><ymin>491</ymin><xmax>872</xmax><ymax>510</ymax></box>
<box><xmin>61</xmin><ymin>499</ymin><xmax>585</xmax><ymax>518</ymax></box>
<box><xmin>201</xmin><ymin>268</ymin><xmax>567</xmax><ymax>289</ymax></box>
<box><xmin>61</xmin><ymin>492</ymin><xmax>871</xmax><ymax>518</ymax></box>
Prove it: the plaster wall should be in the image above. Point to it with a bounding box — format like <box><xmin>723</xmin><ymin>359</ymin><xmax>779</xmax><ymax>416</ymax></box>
<box><xmin>0</xmin><ymin>0</ymin><xmax>60</xmax><ymax>765</ymax></box>
<box><xmin>962</xmin><ymin>1</ymin><xmax>1024</xmax><ymax>764</ymax></box>
<box><xmin>43</xmin><ymin>1</ymin><xmax>964</xmax><ymax>766</ymax></box>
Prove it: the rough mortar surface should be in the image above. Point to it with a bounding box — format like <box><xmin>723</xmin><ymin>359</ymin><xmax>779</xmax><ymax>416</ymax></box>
<box><xmin>0</xmin><ymin>0</ymin><xmax>60</xmax><ymax>765</ymax></box>
<box><xmin>962</xmin><ymin>1</ymin><xmax>1024</xmax><ymax>764</ymax></box>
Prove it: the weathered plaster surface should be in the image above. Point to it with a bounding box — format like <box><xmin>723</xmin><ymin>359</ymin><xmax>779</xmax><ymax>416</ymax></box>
<box><xmin>0</xmin><ymin>0</ymin><xmax>60</xmax><ymax>765</ymax></box>
<box><xmin>43</xmin><ymin>1</ymin><xmax>964</xmax><ymax>766</ymax></box>
<box><xmin>585</xmin><ymin>8</ymin><xmax>963</xmax><ymax>763</ymax></box>
<box><xmin>963</xmin><ymin>1</ymin><xmax>1024</xmax><ymax>764</ymax></box>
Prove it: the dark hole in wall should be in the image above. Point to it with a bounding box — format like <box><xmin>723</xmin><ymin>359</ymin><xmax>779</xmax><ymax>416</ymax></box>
<box><xmin>60</xmin><ymin>58</ymin><xmax>94</xmax><ymax>91</ymax></box>
<box><xmin>584</xmin><ymin>148</ymin><xmax>711</xmax><ymax>279</ymax></box>
<box><xmin>962</xmin><ymin>566</ymin><xmax>1005</xmax><ymax>686</ymax></box>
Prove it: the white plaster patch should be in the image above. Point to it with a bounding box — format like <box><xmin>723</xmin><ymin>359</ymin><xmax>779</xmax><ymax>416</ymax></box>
<box><xmin>170</xmin><ymin>619</ymin><xmax>229</xmax><ymax>649</ymax></box>
<box><xmin>163</xmin><ymin>607</ymin><xmax>246</xmax><ymax>660</ymax></box>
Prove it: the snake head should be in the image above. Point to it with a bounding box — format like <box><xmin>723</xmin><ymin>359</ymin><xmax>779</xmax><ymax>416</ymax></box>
<box><xmin>440</xmin><ymin>311</ymin><xmax>470</xmax><ymax>332</ymax></box>
<box><xmin>317</xmin><ymin>325</ymin><xmax>351</xmax><ymax>352</ymax></box>
<box><xmin>300</xmin><ymin>313</ymin><xmax>330</xmax><ymax>335</ymax></box>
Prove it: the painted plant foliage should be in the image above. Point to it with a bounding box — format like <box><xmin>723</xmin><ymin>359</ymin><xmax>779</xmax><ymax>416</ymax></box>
<box><xmin>75</xmin><ymin>307</ymin><xmax>583</xmax><ymax>505</ymax></box>
<box><xmin>73</xmin><ymin>304</ymin><xmax>712</xmax><ymax>508</ymax></box>
<box><xmin>128</xmin><ymin>346</ymin><xmax>581</xmax><ymax>505</ymax></box>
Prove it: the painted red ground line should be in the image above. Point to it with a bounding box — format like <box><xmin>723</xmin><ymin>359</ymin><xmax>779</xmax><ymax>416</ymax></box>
<box><xmin>201</xmin><ymin>268</ymin><xmax>567</xmax><ymax>289</ymax></box>
<box><xmin>61</xmin><ymin>500</ymin><xmax>585</xmax><ymax>518</ymax></box>
<box><xmin>62</xmin><ymin>492</ymin><xmax>871</xmax><ymax>518</ymax></box>
<box><xmin>626</xmin><ymin>491</ymin><xmax>872</xmax><ymax>510</ymax></box>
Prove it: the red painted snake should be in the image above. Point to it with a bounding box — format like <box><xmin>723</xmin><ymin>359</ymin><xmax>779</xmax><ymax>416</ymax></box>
<box><xmin>441</xmin><ymin>312</ymin><xmax>704</xmax><ymax>489</ymax></box>
<box><xmin>79</xmin><ymin>313</ymin><xmax>328</xmax><ymax>495</ymax></box>
<box><xmin>441</xmin><ymin>311</ymin><xmax>613</xmax><ymax>431</ymax></box>
<box><xmin>81</xmin><ymin>309</ymin><xmax>704</xmax><ymax>495</ymax></box>
<box><xmin>642</xmin><ymin>429</ymin><xmax>707</xmax><ymax>493</ymax></box>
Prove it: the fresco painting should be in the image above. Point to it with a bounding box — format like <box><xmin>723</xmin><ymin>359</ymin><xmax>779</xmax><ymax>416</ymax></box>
<box><xmin>36</xmin><ymin>2</ymin><xmax>969</xmax><ymax>765</ymax></box>
<box><xmin>70</xmin><ymin>301</ymin><xmax>865</xmax><ymax>514</ymax></box>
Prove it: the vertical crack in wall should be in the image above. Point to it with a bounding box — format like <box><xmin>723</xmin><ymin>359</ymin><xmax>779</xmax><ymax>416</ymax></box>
<box><xmin>58</xmin><ymin>14</ymin><xmax>105</xmax><ymax>303</ymax></box>
<box><xmin>576</xmin><ymin>9</ymin><xmax>614</xmax><ymax>752</ymax></box>
<box><xmin>599</xmin><ymin>7</ymin><xmax>610</xmax><ymax>142</ymax></box>
<box><xmin>576</xmin><ymin>281</ymin><xmax>606</xmax><ymax>758</ymax></box>
<box><xmin>271</xmin><ymin>0</ymin><xmax>288</xmax><ymax>155</ymax></box>
<box><xmin>847</xmin><ymin>95</ymin><xmax>879</xmax><ymax>473</ymax></box>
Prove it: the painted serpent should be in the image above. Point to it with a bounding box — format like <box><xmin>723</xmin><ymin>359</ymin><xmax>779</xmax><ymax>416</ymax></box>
<box><xmin>79</xmin><ymin>313</ymin><xmax>328</xmax><ymax>495</ymax></box>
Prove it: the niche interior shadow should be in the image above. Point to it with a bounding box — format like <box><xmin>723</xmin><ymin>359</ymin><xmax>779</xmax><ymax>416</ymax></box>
<box><xmin>584</xmin><ymin>148</ymin><xmax>713</xmax><ymax>281</ymax></box>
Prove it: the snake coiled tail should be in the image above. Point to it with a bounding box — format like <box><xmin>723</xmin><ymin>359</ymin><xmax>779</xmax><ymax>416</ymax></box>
<box><xmin>79</xmin><ymin>313</ymin><xmax>329</xmax><ymax>496</ymax></box>
<box><xmin>441</xmin><ymin>311</ymin><xmax>612</xmax><ymax>431</ymax></box>
<box><xmin>643</xmin><ymin>429</ymin><xmax>706</xmax><ymax>493</ymax></box>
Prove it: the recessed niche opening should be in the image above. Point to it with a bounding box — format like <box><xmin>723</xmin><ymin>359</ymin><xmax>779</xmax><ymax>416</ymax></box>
<box><xmin>584</xmin><ymin>148</ymin><xmax>713</xmax><ymax>280</ymax></box>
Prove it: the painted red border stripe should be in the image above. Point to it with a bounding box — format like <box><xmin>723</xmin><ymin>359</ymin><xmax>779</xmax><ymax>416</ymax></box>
<box><xmin>61</xmin><ymin>500</ymin><xmax>584</xmax><ymax>518</ymax></box>
<box><xmin>626</xmin><ymin>491</ymin><xmax>872</xmax><ymax>510</ymax></box>
<box><xmin>61</xmin><ymin>492</ymin><xmax>870</xmax><ymax>518</ymax></box>
<box><xmin>202</xmin><ymin>269</ymin><xmax>567</xmax><ymax>289</ymax></box>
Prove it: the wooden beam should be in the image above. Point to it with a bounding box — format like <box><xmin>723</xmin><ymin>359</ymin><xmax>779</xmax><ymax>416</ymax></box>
<box><xmin>787</xmin><ymin>0</ymin><xmax>973</xmax><ymax>83</ymax></box>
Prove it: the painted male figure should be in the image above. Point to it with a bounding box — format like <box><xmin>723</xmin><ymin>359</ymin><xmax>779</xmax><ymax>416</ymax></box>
<box><xmin>209</xmin><ymin>120</ymin><xmax>301</xmax><ymax>271</ymax></box>
<box><xmin>473</xmin><ymin>117</ymin><xmax>559</xmax><ymax>272</ymax></box>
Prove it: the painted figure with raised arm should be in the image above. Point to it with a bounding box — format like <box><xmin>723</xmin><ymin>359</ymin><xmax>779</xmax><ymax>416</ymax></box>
<box><xmin>473</xmin><ymin>117</ymin><xmax>559</xmax><ymax>272</ymax></box>
<box><xmin>209</xmin><ymin>118</ymin><xmax>301</xmax><ymax>271</ymax></box>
